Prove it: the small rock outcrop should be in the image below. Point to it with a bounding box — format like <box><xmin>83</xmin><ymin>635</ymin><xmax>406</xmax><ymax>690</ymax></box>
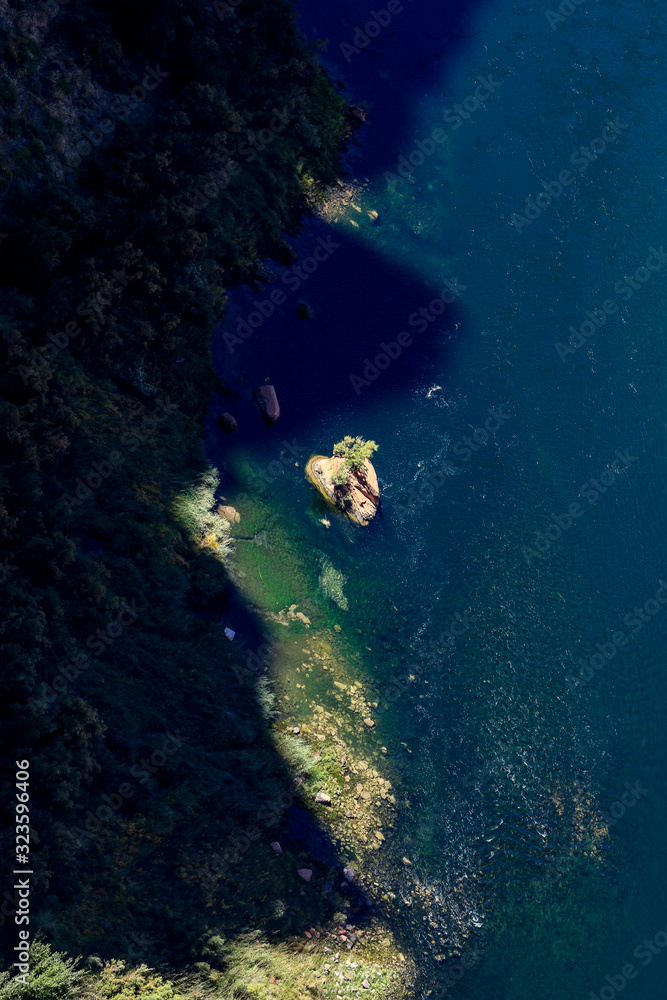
<box><xmin>255</xmin><ymin>384</ymin><xmax>280</xmax><ymax>423</ymax></box>
<box><xmin>306</xmin><ymin>437</ymin><xmax>380</xmax><ymax>526</ymax></box>
<box><xmin>217</xmin><ymin>505</ymin><xmax>240</xmax><ymax>524</ymax></box>
<box><xmin>217</xmin><ymin>412</ymin><xmax>238</xmax><ymax>432</ymax></box>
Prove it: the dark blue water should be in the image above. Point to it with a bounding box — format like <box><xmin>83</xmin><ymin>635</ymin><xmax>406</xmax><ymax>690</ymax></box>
<box><xmin>208</xmin><ymin>1</ymin><xmax>667</xmax><ymax>996</ymax></box>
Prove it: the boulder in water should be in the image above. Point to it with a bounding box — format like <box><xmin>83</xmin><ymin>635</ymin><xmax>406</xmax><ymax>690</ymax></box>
<box><xmin>306</xmin><ymin>450</ymin><xmax>380</xmax><ymax>526</ymax></box>
<box><xmin>217</xmin><ymin>412</ymin><xmax>237</xmax><ymax>432</ymax></box>
<box><xmin>217</xmin><ymin>505</ymin><xmax>240</xmax><ymax>524</ymax></box>
<box><xmin>255</xmin><ymin>385</ymin><xmax>280</xmax><ymax>423</ymax></box>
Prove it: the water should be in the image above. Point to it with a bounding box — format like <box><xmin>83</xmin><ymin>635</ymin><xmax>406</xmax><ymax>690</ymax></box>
<box><xmin>207</xmin><ymin>0</ymin><xmax>667</xmax><ymax>995</ymax></box>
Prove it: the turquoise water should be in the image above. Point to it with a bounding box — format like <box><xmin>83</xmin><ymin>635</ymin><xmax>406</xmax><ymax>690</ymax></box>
<box><xmin>210</xmin><ymin>0</ymin><xmax>667</xmax><ymax>995</ymax></box>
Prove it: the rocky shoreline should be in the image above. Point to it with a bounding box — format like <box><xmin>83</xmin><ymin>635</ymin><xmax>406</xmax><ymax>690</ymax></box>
<box><xmin>216</xmin><ymin>473</ymin><xmax>413</xmax><ymax>995</ymax></box>
<box><xmin>267</xmin><ymin>626</ymin><xmax>487</xmax><ymax>990</ymax></box>
<box><xmin>271</xmin><ymin>631</ymin><xmax>413</xmax><ymax>994</ymax></box>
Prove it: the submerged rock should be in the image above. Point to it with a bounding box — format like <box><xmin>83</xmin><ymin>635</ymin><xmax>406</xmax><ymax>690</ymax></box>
<box><xmin>217</xmin><ymin>505</ymin><xmax>240</xmax><ymax>524</ymax></box>
<box><xmin>306</xmin><ymin>453</ymin><xmax>380</xmax><ymax>526</ymax></box>
<box><xmin>255</xmin><ymin>384</ymin><xmax>280</xmax><ymax>423</ymax></box>
<box><xmin>217</xmin><ymin>412</ymin><xmax>238</xmax><ymax>432</ymax></box>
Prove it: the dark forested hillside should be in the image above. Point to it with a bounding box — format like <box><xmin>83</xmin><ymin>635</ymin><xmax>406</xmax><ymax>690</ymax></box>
<box><xmin>0</xmin><ymin>2</ymin><xmax>370</xmax><ymax>995</ymax></box>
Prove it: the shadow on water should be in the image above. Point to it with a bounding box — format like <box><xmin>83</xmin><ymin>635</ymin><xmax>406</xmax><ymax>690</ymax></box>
<box><xmin>209</xmin><ymin>221</ymin><xmax>464</xmax><ymax>426</ymax></box>
<box><xmin>207</xmin><ymin>0</ymin><xmax>504</xmax><ymax>438</ymax></box>
<box><xmin>299</xmin><ymin>0</ymin><xmax>498</xmax><ymax>180</ymax></box>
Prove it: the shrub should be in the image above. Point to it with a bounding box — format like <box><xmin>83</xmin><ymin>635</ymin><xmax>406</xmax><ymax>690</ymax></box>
<box><xmin>171</xmin><ymin>467</ymin><xmax>232</xmax><ymax>558</ymax></box>
<box><xmin>276</xmin><ymin>732</ymin><xmax>317</xmax><ymax>776</ymax></box>
<box><xmin>332</xmin><ymin>436</ymin><xmax>378</xmax><ymax>472</ymax></box>
<box><xmin>93</xmin><ymin>963</ymin><xmax>186</xmax><ymax>1000</ymax></box>
<box><xmin>330</xmin><ymin>437</ymin><xmax>378</xmax><ymax>491</ymax></box>
<box><xmin>330</xmin><ymin>463</ymin><xmax>350</xmax><ymax>487</ymax></box>
<box><xmin>0</xmin><ymin>938</ymin><xmax>82</xmax><ymax>1000</ymax></box>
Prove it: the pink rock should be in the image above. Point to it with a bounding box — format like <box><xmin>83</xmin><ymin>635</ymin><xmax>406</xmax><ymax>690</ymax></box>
<box><xmin>256</xmin><ymin>384</ymin><xmax>280</xmax><ymax>423</ymax></box>
<box><xmin>270</xmin><ymin>842</ymin><xmax>282</xmax><ymax>853</ymax></box>
<box><xmin>297</xmin><ymin>868</ymin><xmax>313</xmax><ymax>882</ymax></box>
